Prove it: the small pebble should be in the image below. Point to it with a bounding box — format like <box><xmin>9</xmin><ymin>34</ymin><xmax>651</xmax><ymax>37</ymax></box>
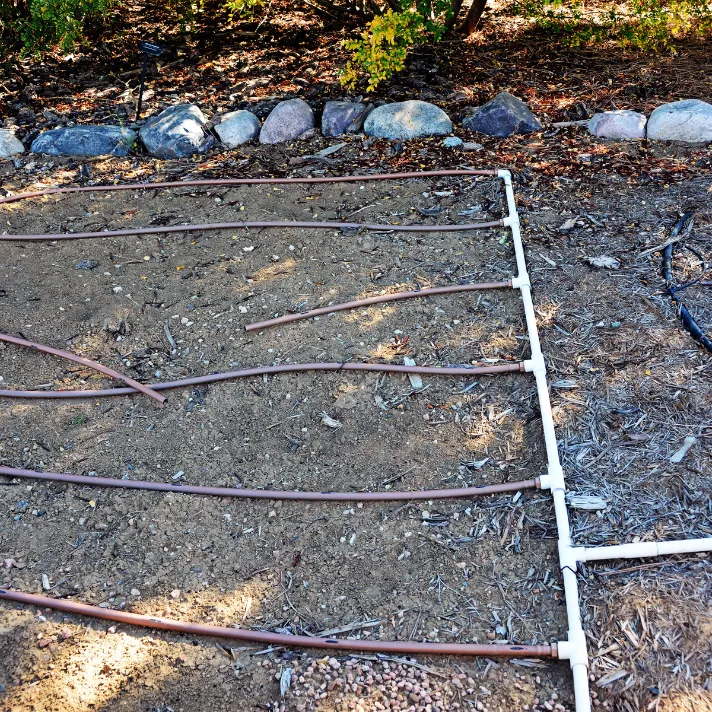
<box><xmin>75</xmin><ymin>259</ymin><xmax>100</xmax><ymax>270</ymax></box>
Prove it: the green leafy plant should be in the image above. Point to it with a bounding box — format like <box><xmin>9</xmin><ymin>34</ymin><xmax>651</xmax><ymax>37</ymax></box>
<box><xmin>512</xmin><ymin>0</ymin><xmax>712</xmax><ymax>50</ymax></box>
<box><xmin>341</xmin><ymin>9</ymin><xmax>428</xmax><ymax>91</ymax></box>
<box><xmin>19</xmin><ymin>0</ymin><xmax>117</xmax><ymax>53</ymax></box>
<box><xmin>224</xmin><ymin>0</ymin><xmax>264</xmax><ymax>19</ymax></box>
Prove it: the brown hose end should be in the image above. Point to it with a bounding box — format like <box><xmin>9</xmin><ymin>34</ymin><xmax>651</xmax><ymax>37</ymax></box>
<box><xmin>245</xmin><ymin>281</ymin><xmax>512</xmax><ymax>333</ymax></box>
<box><xmin>535</xmin><ymin>477</ymin><xmax>542</xmax><ymax>490</ymax></box>
<box><xmin>0</xmin><ymin>332</ymin><xmax>166</xmax><ymax>405</ymax></box>
<box><xmin>551</xmin><ymin>641</ymin><xmax>559</xmax><ymax>658</ymax></box>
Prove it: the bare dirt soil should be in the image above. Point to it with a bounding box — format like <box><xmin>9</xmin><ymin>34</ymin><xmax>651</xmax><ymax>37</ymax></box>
<box><xmin>0</xmin><ymin>160</ymin><xmax>710</xmax><ymax>712</ymax></box>
<box><xmin>1</xmin><ymin>3</ymin><xmax>711</xmax><ymax>706</ymax></box>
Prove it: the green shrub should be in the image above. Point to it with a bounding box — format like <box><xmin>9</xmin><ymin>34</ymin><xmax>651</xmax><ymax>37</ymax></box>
<box><xmin>19</xmin><ymin>0</ymin><xmax>117</xmax><ymax>53</ymax></box>
<box><xmin>512</xmin><ymin>0</ymin><xmax>712</xmax><ymax>51</ymax></box>
<box><xmin>341</xmin><ymin>1</ymin><xmax>455</xmax><ymax>91</ymax></box>
<box><xmin>341</xmin><ymin>10</ymin><xmax>426</xmax><ymax>91</ymax></box>
<box><xmin>3</xmin><ymin>0</ymin><xmax>711</xmax><ymax>86</ymax></box>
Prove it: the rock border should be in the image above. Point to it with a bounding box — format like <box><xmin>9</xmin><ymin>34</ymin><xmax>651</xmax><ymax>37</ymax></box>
<box><xmin>5</xmin><ymin>94</ymin><xmax>709</xmax><ymax>161</ymax></box>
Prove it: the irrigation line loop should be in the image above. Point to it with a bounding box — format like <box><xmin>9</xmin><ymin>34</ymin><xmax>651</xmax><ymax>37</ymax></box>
<box><xmin>660</xmin><ymin>212</ymin><xmax>712</xmax><ymax>352</ymax></box>
<box><xmin>0</xmin><ymin>332</ymin><xmax>165</xmax><ymax>404</ymax></box>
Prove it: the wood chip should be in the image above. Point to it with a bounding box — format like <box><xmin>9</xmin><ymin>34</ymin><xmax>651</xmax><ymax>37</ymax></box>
<box><xmin>596</xmin><ymin>669</ymin><xmax>629</xmax><ymax>687</ymax></box>
<box><xmin>670</xmin><ymin>435</ymin><xmax>696</xmax><ymax>463</ymax></box>
<box><xmin>321</xmin><ymin>412</ymin><xmax>343</xmax><ymax>429</ymax></box>
<box><xmin>404</xmin><ymin>357</ymin><xmax>423</xmax><ymax>389</ymax></box>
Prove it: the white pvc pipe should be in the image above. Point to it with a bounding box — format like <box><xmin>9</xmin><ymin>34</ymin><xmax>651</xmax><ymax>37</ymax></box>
<box><xmin>498</xmin><ymin>170</ymin><xmax>592</xmax><ymax>712</ymax></box>
<box><xmin>577</xmin><ymin>537</ymin><xmax>712</xmax><ymax>561</ymax></box>
<box><xmin>499</xmin><ymin>171</ymin><xmax>710</xmax><ymax>712</ymax></box>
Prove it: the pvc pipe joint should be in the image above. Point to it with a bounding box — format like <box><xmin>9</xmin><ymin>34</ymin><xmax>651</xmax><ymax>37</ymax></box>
<box><xmin>511</xmin><ymin>274</ymin><xmax>531</xmax><ymax>290</ymax></box>
<box><xmin>557</xmin><ymin>628</ymin><xmax>589</xmax><ymax>669</ymax></box>
<box><xmin>539</xmin><ymin>464</ymin><xmax>565</xmax><ymax>492</ymax></box>
<box><xmin>559</xmin><ymin>540</ymin><xmax>579</xmax><ymax>571</ymax></box>
<box><xmin>523</xmin><ymin>354</ymin><xmax>546</xmax><ymax>373</ymax></box>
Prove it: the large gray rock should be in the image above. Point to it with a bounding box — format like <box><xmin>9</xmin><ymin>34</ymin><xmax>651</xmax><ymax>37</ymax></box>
<box><xmin>31</xmin><ymin>125</ymin><xmax>136</xmax><ymax>156</ymax></box>
<box><xmin>140</xmin><ymin>104</ymin><xmax>214</xmax><ymax>158</ymax></box>
<box><xmin>588</xmin><ymin>110</ymin><xmax>646</xmax><ymax>139</ymax></box>
<box><xmin>0</xmin><ymin>130</ymin><xmax>25</xmax><ymax>159</ymax></box>
<box><xmin>364</xmin><ymin>100</ymin><xmax>452</xmax><ymax>140</ymax></box>
<box><xmin>322</xmin><ymin>101</ymin><xmax>365</xmax><ymax>137</ymax></box>
<box><xmin>647</xmin><ymin>99</ymin><xmax>712</xmax><ymax>142</ymax></box>
<box><xmin>214</xmin><ymin>110</ymin><xmax>261</xmax><ymax>148</ymax></box>
<box><xmin>463</xmin><ymin>92</ymin><xmax>541</xmax><ymax>137</ymax></box>
<box><xmin>259</xmin><ymin>99</ymin><xmax>315</xmax><ymax>144</ymax></box>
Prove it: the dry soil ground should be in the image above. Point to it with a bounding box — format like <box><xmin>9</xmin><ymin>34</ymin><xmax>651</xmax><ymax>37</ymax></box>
<box><xmin>0</xmin><ymin>144</ymin><xmax>710</xmax><ymax>712</ymax></box>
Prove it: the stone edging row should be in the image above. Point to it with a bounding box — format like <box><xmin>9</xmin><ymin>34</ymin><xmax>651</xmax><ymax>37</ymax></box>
<box><xmin>1</xmin><ymin>92</ymin><xmax>710</xmax><ymax>160</ymax></box>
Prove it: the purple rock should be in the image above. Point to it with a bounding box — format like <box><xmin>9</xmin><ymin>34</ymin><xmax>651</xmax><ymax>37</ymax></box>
<box><xmin>259</xmin><ymin>99</ymin><xmax>315</xmax><ymax>144</ymax></box>
<box><xmin>588</xmin><ymin>110</ymin><xmax>646</xmax><ymax>139</ymax></box>
<box><xmin>322</xmin><ymin>101</ymin><xmax>366</xmax><ymax>137</ymax></box>
<box><xmin>463</xmin><ymin>92</ymin><xmax>541</xmax><ymax>137</ymax></box>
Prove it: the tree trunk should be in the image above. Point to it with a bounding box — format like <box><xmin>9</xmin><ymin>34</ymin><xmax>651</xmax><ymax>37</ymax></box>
<box><xmin>459</xmin><ymin>0</ymin><xmax>488</xmax><ymax>34</ymax></box>
<box><xmin>444</xmin><ymin>0</ymin><xmax>464</xmax><ymax>32</ymax></box>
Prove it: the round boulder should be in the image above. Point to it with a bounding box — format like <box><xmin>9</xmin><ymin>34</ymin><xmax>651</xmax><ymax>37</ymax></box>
<box><xmin>322</xmin><ymin>101</ymin><xmax>366</xmax><ymax>137</ymax></box>
<box><xmin>140</xmin><ymin>104</ymin><xmax>214</xmax><ymax>159</ymax></box>
<box><xmin>364</xmin><ymin>100</ymin><xmax>452</xmax><ymax>140</ymax></box>
<box><xmin>259</xmin><ymin>99</ymin><xmax>315</xmax><ymax>144</ymax></box>
<box><xmin>588</xmin><ymin>110</ymin><xmax>646</xmax><ymax>140</ymax></box>
<box><xmin>463</xmin><ymin>92</ymin><xmax>541</xmax><ymax>137</ymax></box>
<box><xmin>0</xmin><ymin>130</ymin><xmax>25</xmax><ymax>159</ymax></box>
<box><xmin>647</xmin><ymin>99</ymin><xmax>712</xmax><ymax>143</ymax></box>
<box><xmin>214</xmin><ymin>110</ymin><xmax>261</xmax><ymax>148</ymax></box>
<box><xmin>31</xmin><ymin>125</ymin><xmax>136</xmax><ymax>157</ymax></box>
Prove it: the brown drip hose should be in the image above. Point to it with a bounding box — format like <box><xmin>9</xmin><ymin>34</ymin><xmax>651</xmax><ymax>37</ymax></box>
<box><xmin>0</xmin><ymin>465</ymin><xmax>540</xmax><ymax>501</ymax></box>
<box><xmin>246</xmin><ymin>281</ymin><xmax>513</xmax><ymax>332</ymax></box>
<box><xmin>0</xmin><ymin>219</ymin><xmax>503</xmax><ymax>242</ymax></box>
<box><xmin>0</xmin><ymin>169</ymin><xmax>499</xmax><ymax>206</ymax></box>
<box><xmin>0</xmin><ymin>169</ymin><xmax>503</xmax><ymax>241</ymax></box>
<box><xmin>0</xmin><ymin>360</ymin><xmax>524</xmax><ymax>400</ymax></box>
<box><xmin>0</xmin><ymin>332</ymin><xmax>164</xmax><ymax>404</ymax></box>
<box><xmin>0</xmin><ymin>589</ymin><xmax>557</xmax><ymax>659</ymax></box>
<box><xmin>0</xmin><ymin>169</ymin><xmax>562</xmax><ymax>663</ymax></box>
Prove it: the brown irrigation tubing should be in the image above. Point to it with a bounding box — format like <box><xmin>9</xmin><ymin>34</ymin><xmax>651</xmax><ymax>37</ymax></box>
<box><xmin>0</xmin><ymin>169</ymin><xmax>503</xmax><ymax>241</ymax></box>
<box><xmin>0</xmin><ymin>219</ymin><xmax>504</xmax><ymax>242</ymax></box>
<box><xmin>0</xmin><ymin>589</ymin><xmax>557</xmax><ymax>658</ymax></box>
<box><xmin>0</xmin><ymin>360</ymin><xmax>524</xmax><ymax>400</ymax></box>
<box><xmin>246</xmin><ymin>281</ymin><xmax>513</xmax><ymax>332</ymax></box>
<box><xmin>0</xmin><ymin>332</ymin><xmax>165</xmax><ymax>405</ymax></box>
<box><xmin>0</xmin><ymin>465</ymin><xmax>539</xmax><ymax>502</ymax></box>
<box><xmin>0</xmin><ymin>169</ymin><xmax>498</xmax><ymax>206</ymax></box>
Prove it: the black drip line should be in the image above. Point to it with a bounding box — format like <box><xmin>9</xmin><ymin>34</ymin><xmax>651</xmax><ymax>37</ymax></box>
<box><xmin>661</xmin><ymin>212</ymin><xmax>712</xmax><ymax>353</ymax></box>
